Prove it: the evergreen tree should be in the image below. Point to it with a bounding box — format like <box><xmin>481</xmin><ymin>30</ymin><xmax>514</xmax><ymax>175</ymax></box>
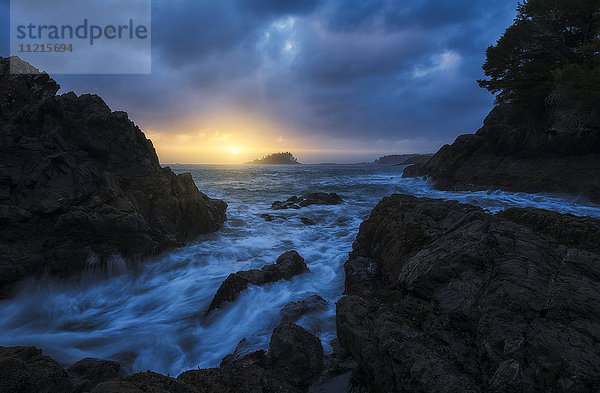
<box><xmin>478</xmin><ymin>0</ymin><xmax>600</xmax><ymax>105</ymax></box>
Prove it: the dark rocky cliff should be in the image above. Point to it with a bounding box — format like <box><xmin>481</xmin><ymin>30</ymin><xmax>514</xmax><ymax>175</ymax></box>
<box><xmin>337</xmin><ymin>194</ymin><xmax>600</xmax><ymax>392</ymax></box>
<box><xmin>0</xmin><ymin>57</ymin><xmax>227</xmax><ymax>294</ymax></box>
<box><xmin>403</xmin><ymin>92</ymin><xmax>600</xmax><ymax>202</ymax></box>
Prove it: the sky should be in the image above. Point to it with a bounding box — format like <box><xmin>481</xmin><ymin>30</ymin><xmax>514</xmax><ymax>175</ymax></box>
<box><xmin>0</xmin><ymin>0</ymin><xmax>520</xmax><ymax>164</ymax></box>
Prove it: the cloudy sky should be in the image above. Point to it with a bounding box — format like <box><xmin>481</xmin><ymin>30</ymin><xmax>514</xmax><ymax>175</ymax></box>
<box><xmin>0</xmin><ymin>0</ymin><xmax>519</xmax><ymax>163</ymax></box>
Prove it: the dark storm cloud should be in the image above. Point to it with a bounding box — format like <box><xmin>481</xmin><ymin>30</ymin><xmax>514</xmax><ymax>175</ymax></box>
<box><xmin>238</xmin><ymin>0</ymin><xmax>321</xmax><ymax>16</ymax></box>
<box><xmin>0</xmin><ymin>0</ymin><xmax>8</xmax><ymax>55</ymax></box>
<box><xmin>0</xmin><ymin>0</ymin><xmax>520</xmax><ymax>155</ymax></box>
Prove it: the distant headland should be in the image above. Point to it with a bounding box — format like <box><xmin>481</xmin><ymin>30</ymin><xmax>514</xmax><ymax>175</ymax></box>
<box><xmin>245</xmin><ymin>152</ymin><xmax>301</xmax><ymax>165</ymax></box>
<box><xmin>374</xmin><ymin>154</ymin><xmax>432</xmax><ymax>165</ymax></box>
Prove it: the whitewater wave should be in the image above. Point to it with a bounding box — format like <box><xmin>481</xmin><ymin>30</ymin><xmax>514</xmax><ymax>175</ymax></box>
<box><xmin>0</xmin><ymin>164</ymin><xmax>598</xmax><ymax>376</ymax></box>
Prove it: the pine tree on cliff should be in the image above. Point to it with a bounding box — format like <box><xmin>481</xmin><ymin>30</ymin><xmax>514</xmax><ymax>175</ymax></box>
<box><xmin>478</xmin><ymin>0</ymin><xmax>600</xmax><ymax>107</ymax></box>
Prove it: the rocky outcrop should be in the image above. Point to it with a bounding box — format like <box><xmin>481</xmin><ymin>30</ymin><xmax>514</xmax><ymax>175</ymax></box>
<box><xmin>375</xmin><ymin>154</ymin><xmax>433</xmax><ymax>165</ymax></box>
<box><xmin>207</xmin><ymin>251</ymin><xmax>309</xmax><ymax>312</ymax></box>
<box><xmin>1</xmin><ymin>323</ymin><xmax>323</xmax><ymax>393</ymax></box>
<box><xmin>403</xmin><ymin>98</ymin><xmax>600</xmax><ymax>202</ymax></box>
<box><xmin>0</xmin><ymin>57</ymin><xmax>227</xmax><ymax>294</ymax></box>
<box><xmin>67</xmin><ymin>358</ymin><xmax>124</xmax><ymax>392</ymax></box>
<box><xmin>179</xmin><ymin>323</ymin><xmax>323</xmax><ymax>393</ymax></box>
<box><xmin>271</xmin><ymin>193</ymin><xmax>343</xmax><ymax>210</ymax></box>
<box><xmin>397</xmin><ymin>154</ymin><xmax>433</xmax><ymax>166</ymax></box>
<box><xmin>0</xmin><ymin>346</ymin><xmax>76</xmax><ymax>393</ymax></box>
<box><xmin>259</xmin><ymin>214</ymin><xmax>316</xmax><ymax>226</ymax></box>
<box><xmin>374</xmin><ymin>154</ymin><xmax>418</xmax><ymax>165</ymax></box>
<box><xmin>299</xmin><ymin>217</ymin><xmax>316</xmax><ymax>226</ymax></box>
<box><xmin>280</xmin><ymin>295</ymin><xmax>327</xmax><ymax>324</ymax></box>
<box><xmin>92</xmin><ymin>372</ymin><xmax>196</xmax><ymax>393</ymax></box>
<box><xmin>336</xmin><ymin>194</ymin><xmax>600</xmax><ymax>392</ymax></box>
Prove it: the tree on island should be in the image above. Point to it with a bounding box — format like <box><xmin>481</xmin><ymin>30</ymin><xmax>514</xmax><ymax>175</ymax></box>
<box><xmin>245</xmin><ymin>152</ymin><xmax>301</xmax><ymax>164</ymax></box>
<box><xmin>478</xmin><ymin>0</ymin><xmax>600</xmax><ymax>107</ymax></box>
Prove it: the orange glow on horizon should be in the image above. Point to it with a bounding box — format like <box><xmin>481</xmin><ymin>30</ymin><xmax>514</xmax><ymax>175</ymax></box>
<box><xmin>139</xmin><ymin>109</ymin><xmax>435</xmax><ymax>164</ymax></box>
<box><xmin>142</xmin><ymin>110</ymin><xmax>305</xmax><ymax>164</ymax></box>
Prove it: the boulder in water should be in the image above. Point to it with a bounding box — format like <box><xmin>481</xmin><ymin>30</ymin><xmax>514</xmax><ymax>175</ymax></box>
<box><xmin>207</xmin><ymin>251</ymin><xmax>309</xmax><ymax>313</ymax></box>
<box><xmin>280</xmin><ymin>295</ymin><xmax>327</xmax><ymax>323</ymax></box>
<box><xmin>299</xmin><ymin>217</ymin><xmax>316</xmax><ymax>226</ymax></box>
<box><xmin>272</xmin><ymin>193</ymin><xmax>343</xmax><ymax>210</ymax></box>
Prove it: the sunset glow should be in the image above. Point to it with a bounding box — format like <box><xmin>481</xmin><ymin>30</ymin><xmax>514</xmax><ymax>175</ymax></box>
<box><xmin>140</xmin><ymin>110</ymin><xmax>442</xmax><ymax>164</ymax></box>
<box><xmin>142</xmin><ymin>110</ymin><xmax>305</xmax><ymax>164</ymax></box>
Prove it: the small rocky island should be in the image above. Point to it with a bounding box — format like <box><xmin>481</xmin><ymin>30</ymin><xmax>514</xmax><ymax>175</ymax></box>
<box><xmin>245</xmin><ymin>152</ymin><xmax>301</xmax><ymax>165</ymax></box>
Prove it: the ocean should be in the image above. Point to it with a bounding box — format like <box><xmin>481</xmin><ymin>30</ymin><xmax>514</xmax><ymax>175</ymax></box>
<box><xmin>1</xmin><ymin>164</ymin><xmax>599</xmax><ymax>376</ymax></box>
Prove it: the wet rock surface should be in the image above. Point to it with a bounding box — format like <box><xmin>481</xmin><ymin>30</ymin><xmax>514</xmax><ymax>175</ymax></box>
<box><xmin>177</xmin><ymin>322</ymin><xmax>324</xmax><ymax>393</ymax></box>
<box><xmin>177</xmin><ymin>323</ymin><xmax>323</xmax><ymax>393</ymax></box>
<box><xmin>1</xmin><ymin>323</ymin><xmax>323</xmax><ymax>393</ymax></box>
<box><xmin>0</xmin><ymin>346</ymin><xmax>76</xmax><ymax>393</ymax></box>
<box><xmin>337</xmin><ymin>194</ymin><xmax>600</xmax><ymax>392</ymax></box>
<box><xmin>259</xmin><ymin>213</ymin><xmax>286</xmax><ymax>221</ymax></box>
<box><xmin>67</xmin><ymin>358</ymin><xmax>124</xmax><ymax>392</ymax></box>
<box><xmin>207</xmin><ymin>251</ymin><xmax>309</xmax><ymax>312</ymax></box>
<box><xmin>280</xmin><ymin>295</ymin><xmax>328</xmax><ymax>324</ymax></box>
<box><xmin>260</xmin><ymin>213</ymin><xmax>316</xmax><ymax>226</ymax></box>
<box><xmin>0</xmin><ymin>57</ymin><xmax>227</xmax><ymax>295</ymax></box>
<box><xmin>299</xmin><ymin>217</ymin><xmax>316</xmax><ymax>226</ymax></box>
<box><xmin>403</xmin><ymin>102</ymin><xmax>600</xmax><ymax>202</ymax></box>
<box><xmin>271</xmin><ymin>193</ymin><xmax>343</xmax><ymax>210</ymax></box>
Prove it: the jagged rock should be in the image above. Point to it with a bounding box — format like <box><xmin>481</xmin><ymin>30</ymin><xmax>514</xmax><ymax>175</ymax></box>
<box><xmin>272</xmin><ymin>196</ymin><xmax>303</xmax><ymax>210</ymax></box>
<box><xmin>0</xmin><ymin>346</ymin><xmax>76</xmax><ymax>393</ymax></box>
<box><xmin>207</xmin><ymin>251</ymin><xmax>309</xmax><ymax>312</ymax></box>
<box><xmin>299</xmin><ymin>217</ymin><xmax>316</xmax><ymax>226</ymax></box>
<box><xmin>272</xmin><ymin>193</ymin><xmax>343</xmax><ymax>210</ymax></box>
<box><xmin>0</xmin><ymin>57</ymin><xmax>227</xmax><ymax>295</ymax></box>
<box><xmin>280</xmin><ymin>295</ymin><xmax>327</xmax><ymax>323</ymax></box>
<box><xmin>1</xmin><ymin>324</ymin><xmax>323</xmax><ymax>393</ymax></box>
<box><xmin>403</xmin><ymin>100</ymin><xmax>600</xmax><ymax>202</ymax></box>
<box><xmin>93</xmin><ymin>371</ymin><xmax>196</xmax><ymax>393</ymax></box>
<box><xmin>259</xmin><ymin>213</ymin><xmax>288</xmax><ymax>222</ymax></box>
<box><xmin>219</xmin><ymin>338</ymin><xmax>257</xmax><ymax>368</ymax></box>
<box><xmin>0</xmin><ymin>346</ymin><xmax>133</xmax><ymax>393</ymax></box>
<box><xmin>268</xmin><ymin>323</ymin><xmax>324</xmax><ymax>388</ymax></box>
<box><xmin>67</xmin><ymin>358</ymin><xmax>123</xmax><ymax>392</ymax></box>
<box><xmin>178</xmin><ymin>323</ymin><xmax>323</xmax><ymax>393</ymax></box>
<box><xmin>260</xmin><ymin>213</ymin><xmax>275</xmax><ymax>221</ymax></box>
<box><xmin>336</xmin><ymin>194</ymin><xmax>600</xmax><ymax>392</ymax></box>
